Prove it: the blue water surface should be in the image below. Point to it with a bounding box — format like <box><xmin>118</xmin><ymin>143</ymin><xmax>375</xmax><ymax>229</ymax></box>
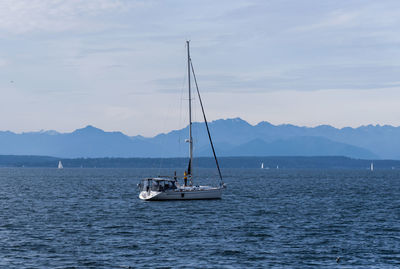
<box><xmin>0</xmin><ymin>168</ymin><xmax>399</xmax><ymax>268</ymax></box>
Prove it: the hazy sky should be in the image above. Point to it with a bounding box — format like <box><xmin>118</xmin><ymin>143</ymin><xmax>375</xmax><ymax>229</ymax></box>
<box><xmin>1</xmin><ymin>0</ymin><xmax>399</xmax><ymax>136</ymax></box>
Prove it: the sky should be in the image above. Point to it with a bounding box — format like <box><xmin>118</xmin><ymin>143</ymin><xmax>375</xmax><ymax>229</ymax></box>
<box><xmin>0</xmin><ymin>0</ymin><xmax>400</xmax><ymax>136</ymax></box>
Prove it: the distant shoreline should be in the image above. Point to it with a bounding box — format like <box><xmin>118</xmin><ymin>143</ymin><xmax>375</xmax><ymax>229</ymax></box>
<box><xmin>0</xmin><ymin>155</ymin><xmax>399</xmax><ymax>170</ymax></box>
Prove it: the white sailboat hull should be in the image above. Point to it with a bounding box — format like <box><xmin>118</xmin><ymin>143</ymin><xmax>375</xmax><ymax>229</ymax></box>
<box><xmin>139</xmin><ymin>186</ymin><xmax>223</xmax><ymax>201</ymax></box>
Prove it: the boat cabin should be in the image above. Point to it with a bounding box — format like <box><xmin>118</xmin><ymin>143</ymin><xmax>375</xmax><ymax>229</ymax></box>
<box><xmin>139</xmin><ymin>178</ymin><xmax>178</xmax><ymax>192</ymax></box>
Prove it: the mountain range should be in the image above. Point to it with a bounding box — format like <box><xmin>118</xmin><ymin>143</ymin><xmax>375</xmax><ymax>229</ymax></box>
<box><xmin>0</xmin><ymin>118</ymin><xmax>399</xmax><ymax>159</ymax></box>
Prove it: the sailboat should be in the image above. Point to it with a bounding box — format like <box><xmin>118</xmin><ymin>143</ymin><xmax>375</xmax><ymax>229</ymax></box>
<box><xmin>58</xmin><ymin>161</ymin><xmax>63</xmax><ymax>169</ymax></box>
<box><xmin>138</xmin><ymin>41</ymin><xmax>225</xmax><ymax>201</ymax></box>
<box><xmin>370</xmin><ymin>162</ymin><xmax>374</xmax><ymax>171</ymax></box>
<box><xmin>261</xmin><ymin>163</ymin><xmax>264</xmax><ymax>169</ymax></box>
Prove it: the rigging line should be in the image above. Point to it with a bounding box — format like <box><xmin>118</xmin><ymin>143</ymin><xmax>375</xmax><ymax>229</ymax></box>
<box><xmin>158</xmin><ymin>95</ymin><xmax>176</xmax><ymax>173</ymax></box>
<box><xmin>157</xmin><ymin>96</ymin><xmax>174</xmax><ymax>172</ymax></box>
<box><xmin>190</xmin><ymin>59</ymin><xmax>223</xmax><ymax>184</ymax></box>
<box><xmin>178</xmin><ymin>53</ymin><xmax>188</xmax><ymax>158</ymax></box>
<box><xmin>158</xmin><ymin>45</ymin><xmax>187</xmax><ymax>173</ymax></box>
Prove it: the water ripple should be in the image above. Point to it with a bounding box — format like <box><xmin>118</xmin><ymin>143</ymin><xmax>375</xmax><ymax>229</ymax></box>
<box><xmin>0</xmin><ymin>168</ymin><xmax>400</xmax><ymax>268</ymax></box>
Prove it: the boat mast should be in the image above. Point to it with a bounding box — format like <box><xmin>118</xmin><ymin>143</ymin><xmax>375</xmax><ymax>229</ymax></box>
<box><xmin>187</xmin><ymin>41</ymin><xmax>193</xmax><ymax>178</ymax></box>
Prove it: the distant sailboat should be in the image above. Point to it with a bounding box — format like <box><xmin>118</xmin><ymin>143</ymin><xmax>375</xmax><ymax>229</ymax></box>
<box><xmin>261</xmin><ymin>163</ymin><xmax>264</xmax><ymax>169</ymax></box>
<box><xmin>276</xmin><ymin>165</ymin><xmax>279</xmax><ymax>170</ymax></box>
<box><xmin>370</xmin><ymin>162</ymin><xmax>374</xmax><ymax>171</ymax></box>
<box><xmin>58</xmin><ymin>161</ymin><xmax>63</xmax><ymax>169</ymax></box>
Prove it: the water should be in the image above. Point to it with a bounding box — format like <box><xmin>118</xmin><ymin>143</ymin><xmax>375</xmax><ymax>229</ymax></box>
<box><xmin>0</xmin><ymin>168</ymin><xmax>399</xmax><ymax>268</ymax></box>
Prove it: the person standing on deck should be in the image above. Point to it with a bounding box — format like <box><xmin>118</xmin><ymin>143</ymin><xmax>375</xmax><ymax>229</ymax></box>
<box><xmin>184</xmin><ymin>171</ymin><xmax>188</xmax><ymax>186</ymax></box>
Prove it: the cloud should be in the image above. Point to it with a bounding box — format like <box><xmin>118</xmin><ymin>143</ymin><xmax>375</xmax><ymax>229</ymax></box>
<box><xmin>290</xmin><ymin>1</ymin><xmax>400</xmax><ymax>47</ymax></box>
<box><xmin>0</xmin><ymin>58</ymin><xmax>7</xmax><ymax>67</ymax></box>
<box><xmin>1</xmin><ymin>0</ymin><xmax>400</xmax><ymax>135</ymax></box>
<box><xmin>293</xmin><ymin>11</ymin><xmax>360</xmax><ymax>32</ymax></box>
<box><xmin>0</xmin><ymin>0</ymin><xmax>141</xmax><ymax>34</ymax></box>
<box><xmin>152</xmin><ymin>63</ymin><xmax>400</xmax><ymax>94</ymax></box>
